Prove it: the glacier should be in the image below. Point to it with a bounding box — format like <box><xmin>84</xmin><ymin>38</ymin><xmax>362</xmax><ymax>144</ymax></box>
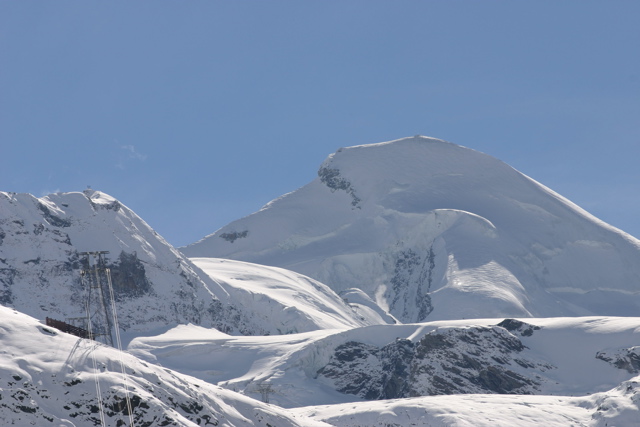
<box><xmin>183</xmin><ymin>136</ymin><xmax>640</xmax><ymax>323</ymax></box>
<box><xmin>3</xmin><ymin>135</ymin><xmax>640</xmax><ymax>426</ymax></box>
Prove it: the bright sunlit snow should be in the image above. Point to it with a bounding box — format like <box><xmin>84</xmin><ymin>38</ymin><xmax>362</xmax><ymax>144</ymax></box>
<box><xmin>183</xmin><ymin>137</ymin><xmax>640</xmax><ymax>323</ymax></box>
<box><xmin>3</xmin><ymin>136</ymin><xmax>640</xmax><ymax>426</ymax></box>
<box><xmin>130</xmin><ymin>316</ymin><xmax>640</xmax><ymax>408</ymax></box>
<box><xmin>0</xmin><ymin>305</ymin><xmax>329</xmax><ymax>426</ymax></box>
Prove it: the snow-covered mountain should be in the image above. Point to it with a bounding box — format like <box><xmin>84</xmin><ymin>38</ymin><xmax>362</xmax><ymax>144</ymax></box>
<box><xmin>0</xmin><ymin>305</ymin><xmax>329</xmax><ymax>427</ymax></box>
<box><xmin>5</xmin><ymin>300</ymin><xmax>640</xmax><ymax>426</ymax></box>
<box><xmin>191</xmin><ymin>258</ymin><xmax>387</xmax><ymax>333</ymax></box>
<box><xmin>130</xmin><ymin>316</ymin><xmax>640</xmax><ymax>409</ymax></box>
<box><xmin>9</xmin><ymin>300</ymin><xmax>640</xmax><ymax>426</ymax></box>
<box><xmin>182</xmin><ymin>136</ymin><xmax>640</xmax><ymax>323</ymax></box>
<box><xmin>5</xmin><ymin>135</ymin><xmax>640</xmax><ymax>426</ymax></box>
<box><xmin>0</xmin><ymin>190</ymin><xmax>375</xmax><ymax>339</ymax></box>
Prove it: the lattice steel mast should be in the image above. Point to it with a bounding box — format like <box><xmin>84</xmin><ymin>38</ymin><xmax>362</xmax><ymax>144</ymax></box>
<box><xmin>80</xmin><ymin>251</ymin><xmax>114</xmax><ymax>347</ymax></box>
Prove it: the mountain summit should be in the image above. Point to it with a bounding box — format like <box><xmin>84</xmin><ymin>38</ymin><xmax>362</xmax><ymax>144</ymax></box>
<box><xmin>182</xmin><ymin>136</ymin><xmax>640</xmax><ymax>322</ymax></box>
<box><xmin>0</xmin><ymin>188</ymin><xmax>376</xmax><ymax>338</ymax></box>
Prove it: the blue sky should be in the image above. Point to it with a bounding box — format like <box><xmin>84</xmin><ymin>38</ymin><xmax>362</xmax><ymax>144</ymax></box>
<box><xmin>1</xmin><ymin>1</ymin><xmax>639</xmax><ymax>246</ymax></box>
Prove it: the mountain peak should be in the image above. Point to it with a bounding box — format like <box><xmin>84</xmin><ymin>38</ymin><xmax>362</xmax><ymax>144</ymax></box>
<box><xmin>321</xmin><ymin>135</ymin><xmax>474</xmax><ymax>170</ymax></box>
<box><xmin>315</xmin><ymin>135</ymin><xmax>518</xmax><ymax>213</ymax></box>
<box><xmin>338</xmin><ymin>134</ymin><xmax>449</xmax><ymax>149</ymax></box>
<box><xmin>184</xmin><ymin>136</ymin><xmax>640</xmax><ymax>323</ymax></box>
<box><xmin>82</xmin><ymin>188</ymin><xmax>114</xmax><ymax>201</ymax></box>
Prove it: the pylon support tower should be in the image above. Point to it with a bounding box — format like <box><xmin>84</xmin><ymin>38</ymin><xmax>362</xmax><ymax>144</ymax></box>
<box><xmin>80</xmin><ymin>251</ymin><xmax>114</xmax><ymax>347</ymax></box>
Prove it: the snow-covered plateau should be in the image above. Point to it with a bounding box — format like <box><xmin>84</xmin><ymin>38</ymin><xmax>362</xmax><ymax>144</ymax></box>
<box><xmin>129</xmin><ymin>317</ymin><xmax>640</xmax><ymax>408</ymax></box>
<box><xmin>2</xmin><ymin>135</ymin><xmax>640</xmax><ymax>426</ymax></box>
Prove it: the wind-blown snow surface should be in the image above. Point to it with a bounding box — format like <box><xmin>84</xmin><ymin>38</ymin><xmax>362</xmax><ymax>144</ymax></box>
<box><xmin>0</xmin><ymin>305</ymin><xmax>330</xmax><ymax>426</ymax></box>
<box><xmin>191</xmin><ymin>258</ymin><xmax>386</xmax><ymax>333</ymax></box>
<box><xmin>182</xmin><ymin>136</ymin><xmax>640</xmax><ymax>323</ymax></box>
<box><xmin>7</xmin><ymin>303</ymin><xmax>640</xmax><ymax>426</ymax></box>
<box><xmin>0</xmin><ymin>189</ymin><xmax>373</xmax><ymax>339</ymax></box>
<box><xmin>130</xmin><ymin>316</ymin><xmax>640</xmax><ymax>411</ymax></box>
<box><xmin>292</xmin><ymin>386</ymin><xmax>640</xmax><ymax>427</ymax></box>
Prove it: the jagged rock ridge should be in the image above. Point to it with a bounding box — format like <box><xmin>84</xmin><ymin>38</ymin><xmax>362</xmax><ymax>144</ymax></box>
<box><xmin>316</xmin><ymin>321</ymin><xmax>552</xmax><ymax>399</ymax></box>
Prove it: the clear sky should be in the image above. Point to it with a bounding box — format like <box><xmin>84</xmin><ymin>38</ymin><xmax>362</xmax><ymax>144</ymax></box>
<box><xmin>2</xmin><ymin>1</ymin><xmax>639</xmax><ymax>246</ymax></box>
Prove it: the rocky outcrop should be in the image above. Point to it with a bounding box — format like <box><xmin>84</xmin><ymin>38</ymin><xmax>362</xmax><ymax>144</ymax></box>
<box><xmin>220</xmin><ymin>230</ymin><xmax>249</xmax><ymax>243</ymax></box>
<box><xmin>497</xmin><ymin>318</ymin><xmax>542</xmax><ymax>337</ymax></box>
<box><xmin>388</xmin><ymin>247</ymin><xmax>436</xmax><ymax>322</ymax></box>
<box><xmin>318</xmin><ymin>165</ymin><xmax>361</xmax><ymax>207</ymax></box>
<box><xmin>107</xmin><ymin>251</ymin><xmax>152</xmax><ymax>299</ymax></box>
<box><xmin>596</xmin><ymin>347</ymin><xmax>640</xmax><ymax>373</ymax></box>
<box><xmin>317</xmin><ymin>322</ymin><xmax>553</xmax><ymax>399</ymax></box>
<box><xmin>0</xmin><ymin>306</ymin><xmax>323</xmax><ymax>427</ymax></box>
<box><xmin>0</xmin><ymin>191</ymin><xmax>275</xmax><ymax>337</ymax></box>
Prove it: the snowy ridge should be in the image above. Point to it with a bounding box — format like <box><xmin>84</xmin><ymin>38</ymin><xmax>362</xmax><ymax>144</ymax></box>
<box><xmin>0</xmin><ymin>305</ymin><xmax>329</xmax><ymax>426</ymax></box>
<box><xmin>4</xmin><ymin>136</ymin><xmax>640</xmax><ymax>426</ymax></box>
<box><xmin>130</xmin><ymin>316</ymin><xmax>640</xmax><ymax>410</ymax></box>
<box><xmin>292</xmin><ymin>383</ymin><xmax>640</xmax><ymax>427</ymax></box>
<box><xmin>191</xmin><ymin>258</ymin><xmax>386</xmax><ymax>333</ymax></box>
<box><xmin>182</xmin><ymin>136</ymin><xmax>640</xmax><ymax>323</ymax></box>
<box><xmin>4</xmin><ymin>305</ymin><xmax>640</xmax><ymax>426</ymax></box>
<box><xmin>0</xmin><ymin>190</ymin><xmax>370</xmax><ymax>339</ymax></box>
<box><xmin>0</xmin><ymin>190</ymin><xmax>230</xmax><ymax>336</ymax></box>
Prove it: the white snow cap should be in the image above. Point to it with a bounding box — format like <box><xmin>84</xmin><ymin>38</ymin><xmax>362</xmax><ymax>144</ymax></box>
<box><xmin>183</xmin><ymin>135</ymin><xmax>640</xmax><ymax>322</ymax></box>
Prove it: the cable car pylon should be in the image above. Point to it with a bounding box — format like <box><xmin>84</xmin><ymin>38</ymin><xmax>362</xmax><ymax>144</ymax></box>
<box><xmin>79</xmin><ymin>251</ymin><xmax>135</xmax><ymax>426</ymax></box>
<box><xmin>80</xmin><ymin>251</ymin><xmax>114</xmax><ymax>347</ymax></box>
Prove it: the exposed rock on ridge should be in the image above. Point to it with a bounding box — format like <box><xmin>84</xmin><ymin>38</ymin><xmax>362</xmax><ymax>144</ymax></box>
<box><xmin>317</xmin><ymin>321</ymin><xmax>551</xmax><ymax>399</ymax></box>
<box><xmin>0</xmin><ymin>190</ymin><xmax>276</xmax><ymax>338</ymax></box>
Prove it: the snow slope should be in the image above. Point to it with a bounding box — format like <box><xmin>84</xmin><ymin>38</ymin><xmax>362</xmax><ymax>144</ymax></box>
<box><xmin>0</xmin><ymin>190</ymin><xmax>373</xmax><ymax>340</ymax></box>
<box><xmin>0</xmin><ymin>189</ymin><xmax>237</xmax><ymax>337</ymax></box>
<box><xmin>4</xmin><ymin>137</ymin><xmax>640</xmax><ymax>426</ymax></box>
<box><xmin>130</xmin><ymin>316</ymin><xmax>640</xmax><ymax>409</ymax></box>
<box><xmin>191</xmin><ymin>258</ymin><xmax>386</xmax><ymax>333</ymax></box>
<box><xmin>182</xmin><ymin>136</ymin><xmax>640</xmax><ymax>323</ymax></box>
<box><xmin>0</xmin><ymin>305</ymin><xmax>330</xmax><ymax>427</ymax></box>
<box><xmin>293</xmin><ymin>383</ymin><xmax>640</xmax><ymax>427</ymax></box>
<box><xmin>7</xmin><ymin>302</ymin><xmax>639</xmax><ymax>426</ymax></box>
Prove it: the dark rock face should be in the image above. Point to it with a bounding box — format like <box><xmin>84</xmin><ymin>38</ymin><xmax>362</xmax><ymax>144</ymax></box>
<box><xmin>379</xmin><ymin>338</ymin><xmax>414</xmax><ymax>399</ymax></box>
<box><xmin>37</xmin><ymin>203</ymin><xmax>72</xmax><ymax>228</ymax></box>
<box><xmin>0</xmin><ymin>265</ymin><xmax>15</xmax><ymax>305</ymax></box>
<box><xmin>409</xmin><ymin>326</ymin><xmax>541</xmax><ymax>396</ymax></box>
<box><xmin>389</xmin><ymin>248</ymin><xmax>436</xmax><ymax>322</ymax></box>
<box><xmin>220</xmin><ymin>230</ymin><xmax>249</xmax><ymax>243</ymax></box>
<box><xmin>497</xmin><ymin>318</ymin><xmax>541</xmax><ymax>337</ymax></box>
<box><xmin>108</xmin><ymin>251</ymin><xmax>153</xmax><ymax>299</ymax></box>
<box><xmin>596</xmin><ymin>347</ymin><xmax>640</xmax><ymax>373</ymax></box>
<box><xmin>317</xmin><ymin>324</ymin><xmax>554</xmax><ymax>400</ymax></box>
<box><xmin>317</xmin><ymin>342</ymin><xmax>382</xmax><ymax>399</ymax></box>
<box><xmin>318</xmin><ymin>166</ymin><xmax>361</xmax><ymax>207</ymax></box>
<box><xmin>0</xmin><ymin>362</ymin><xmax>220</xmax><ymax>427</ymax></box>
